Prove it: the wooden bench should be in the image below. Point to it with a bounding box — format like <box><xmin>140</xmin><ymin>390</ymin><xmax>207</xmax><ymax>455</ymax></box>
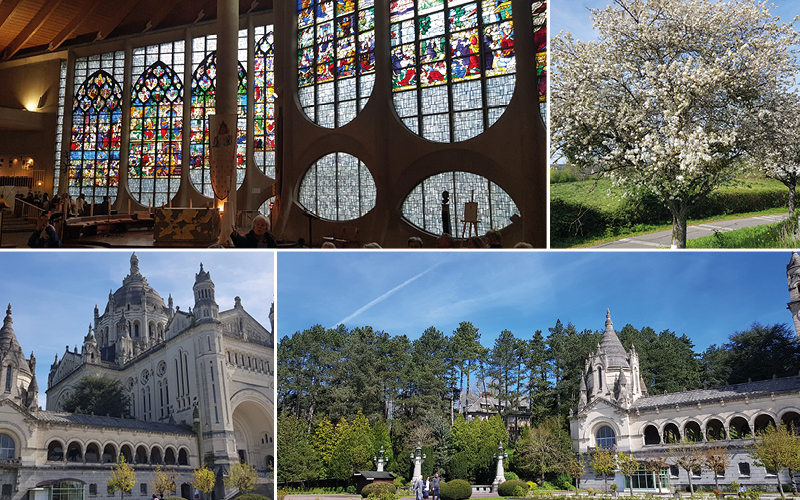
<box><xmin>63</xmin><ymin>213</ymin><xmax>155</xmax><ymax>241</ymax></box>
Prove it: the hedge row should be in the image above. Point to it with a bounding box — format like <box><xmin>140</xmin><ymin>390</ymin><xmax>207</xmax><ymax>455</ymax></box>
<box><xmin>551</xmin><ymin>188</ymin><xmax>789</xmax><ymax>242</ymax></box>
<box><xmin>498</xmin><ymin>480</ymin><xmax>529</xmax><ymax>497</ymax></box>
<box><xmin>361</xmin><ymin>483</ymin><xmax>397</xmax><ymax>498</ymax></box>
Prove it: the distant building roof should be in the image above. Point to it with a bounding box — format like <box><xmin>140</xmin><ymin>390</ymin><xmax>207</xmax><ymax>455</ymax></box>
<box><xmin>632</xmin><ymin>375</ymin><xmax>800</xmax><ymax>411</ymax></box>
<box><xmin>355</xmin><ymin>471</ymin><xmax>395</xmax><ymax>480</ymax></box>
<box><xmin>34</xmin><ymin>411</ymin><xmax>194</xmax><ymax>435</ymax></box>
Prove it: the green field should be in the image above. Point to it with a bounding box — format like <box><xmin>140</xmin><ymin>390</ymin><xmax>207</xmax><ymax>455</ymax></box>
<box><xmin>550</xmin><ymin>177</ymin><xmax>790</xmax><ymax>248</ymax></box>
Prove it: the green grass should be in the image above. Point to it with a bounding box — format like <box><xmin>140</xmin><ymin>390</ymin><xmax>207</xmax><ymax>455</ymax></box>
<box><xmin>687</xmin><ymin>212</ymin><xmax>800</xmax><ymax>249</ymax></box>
<box><xmin>550</xmin><ymin>175</ymin><xmax>790</xmax><ymax>248</ymax></box>
<box><xmin>559</xmin><ymin>207</ymin><xmax>789</xmax><ymax>248</ymax></box>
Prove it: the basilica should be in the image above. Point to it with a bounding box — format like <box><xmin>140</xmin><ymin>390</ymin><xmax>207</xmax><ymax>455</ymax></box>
<box><xmin>0</xmin><ymin>253</ymin><xmax>274</xmax><ymax>500</ymax></box>
<box><xmin>570</xmin><ymin>253</ymin><xmax>800</xmax><ymax>493</ymax></box>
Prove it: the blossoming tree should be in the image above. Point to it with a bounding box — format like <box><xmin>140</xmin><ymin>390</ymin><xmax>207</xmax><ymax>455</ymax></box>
<box><xmin>746</xmin><ymin>90</ymin><xmax>800</xmax><ymax>213</ymax></box>
<box><xmin>552</xmin><ymin>0</ymin><xmax>799</xmax><ymax>247</ymax></box>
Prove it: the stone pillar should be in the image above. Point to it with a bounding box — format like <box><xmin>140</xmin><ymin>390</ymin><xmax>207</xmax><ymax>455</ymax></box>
<box><xmin>411</xmin><ymin>442</ymin><xmax>425</xmax><ymax>484</ymax></box>
<box><xmin>491</xmin><ymin>442</ymin><xmax>507</xmax><ymax>492</ymax></box>
<box><xmin>215</xmin><ymin>0</ymin><xmax>239</xmax><ymax>245</ymax></box>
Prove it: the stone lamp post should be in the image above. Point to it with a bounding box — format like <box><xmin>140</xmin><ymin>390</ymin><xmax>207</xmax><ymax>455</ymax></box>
<box><xmin>410</xmin><ymin>442</ymin><xmax>426</xmax><ymax>484</ymax></box>
<box><xmin>374</xmin><ymin>445</ymin><xmax>386</xmax><ymax>472</ymax></box>
<box><xmin>492</xmin><ymin>442</ymin><xmax>508</xmax><ymax>492</ymax></box>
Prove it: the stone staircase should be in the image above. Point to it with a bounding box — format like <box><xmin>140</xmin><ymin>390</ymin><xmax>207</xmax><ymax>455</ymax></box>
<box><xmin>2</xmin><ymin>209</ymin><xmax>36</xmax><ymax>233</ymax></box>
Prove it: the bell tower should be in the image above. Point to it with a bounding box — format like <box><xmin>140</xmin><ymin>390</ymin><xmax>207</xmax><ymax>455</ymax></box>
<box><xmin>193</xmin><ymin>264</ymin><xmax>219</xmax><ymax>324</ymax></box>
<box><xmin>786</xmin><ymin>252</ymin><xmax>800</xmax><ymax>339</ymax></box>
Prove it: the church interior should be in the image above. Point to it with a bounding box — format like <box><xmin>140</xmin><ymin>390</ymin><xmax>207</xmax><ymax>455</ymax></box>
<box><xmin>0</xmin><ymin>0</ymin><xmax>547</xmax><ymax>248</ymax></box>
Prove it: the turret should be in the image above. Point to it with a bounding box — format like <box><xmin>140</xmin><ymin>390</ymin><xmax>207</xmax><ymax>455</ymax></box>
<box><xmin>193</xmin><ymin>263</ymin><xmax>219</xmax><ymax>324</ymax></box>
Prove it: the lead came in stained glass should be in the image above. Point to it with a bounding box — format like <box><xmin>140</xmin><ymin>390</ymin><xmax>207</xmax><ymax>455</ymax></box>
<box><xmin>190</xmin><ymin>36</ymin><xmax>248</xmax><ymax>198</ymax></box>
<box><xmin>401</xmin><ymin>171</ymin><xmax>518</xmax><ymax>235</ymax></box>
<box><xmin>128</xmin><ymin>60</ymin><xmax>184</xmax><ymax>207</ymax></box>
<box><xmin>69</xmin><ymin>68</ymin><xmax>124</xmax><ymax>203</ymax></box>
<box><xmin>254</xmin><ymin>26</ymin><xmax>277</xmax><ymax>178</ymax></box>
<box><xmin>298</xmin><ymin>152</ymin><xmax>376</xmax><ymax>221</ymax></box>
<box><xmin>391</xmin><ymin>0</ymin><xmax>517</xmax><ymax>142</ymax></box>
<box><xmin>297</xmin><ymin>0</ymin><xmax>375</xmax><ymax>128</ymax></box>
<box><xmin>532</xmin><ymin>0</ymin><xmax>547</xmax><ymax>124</ymax></box>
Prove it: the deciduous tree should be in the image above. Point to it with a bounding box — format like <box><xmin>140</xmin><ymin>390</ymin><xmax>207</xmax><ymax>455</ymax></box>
<box><xmin>224</xmin><ymin>462</ymin><xmax>257</xmax><ymax>493</ymax></box>
<box><xmin>589</xmin><ymin>449</ymin><xmax>615</xmax><ymax>493</ymax></box>
<box><xmin>150</xmin><ymin>466</ymin><xmax>176</xmax><ymax>498</ymax></box>
<box><xmin>551</xmin><ymin>0</ymin><xmax>800</xmax><ymax>247</ymax></box>
<box><xmin>107</xmin><ymin>455</ymin><xmax>136</xmax><ymax>500</ymax></box>
<box><xmin>190</xmin><ymin>467</ymin><xmax>216</xmax><ymax>499</ymax></box>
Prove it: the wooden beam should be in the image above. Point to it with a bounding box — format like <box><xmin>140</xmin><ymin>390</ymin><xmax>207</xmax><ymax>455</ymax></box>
<box><xmin>194</xmin><ymin>0</ymin><xmax>218</xmax><ymax>23</ymax></box>
<box><xmin>0</xmin><ymin>0</ymin><xmax>24</xmax><ymax>32</ymax></box>
<box><xmin>1</xmin><ymin>0</ymin><xmax>65</xmax><ymax>60</ymax></box>
<box><xmin>94</xmin><ymin>0</ymin><xmax>140</xmax><ymax>40</ymax></box>
<box><xmin>48</xmin><ymin>0</ymin><xmax>105</xmax><ymax>51</ymax></box>
<box><xmin>143</xmin><ymin>0</ymin><xmax>183</xmax><ymax>32</ymax></box>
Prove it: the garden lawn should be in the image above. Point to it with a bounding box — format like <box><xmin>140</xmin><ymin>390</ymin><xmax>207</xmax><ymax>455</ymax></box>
<box><xmin>550</xmin><ymin>177</ymin><xmax>790</xmax><ymax>248</ymax></box>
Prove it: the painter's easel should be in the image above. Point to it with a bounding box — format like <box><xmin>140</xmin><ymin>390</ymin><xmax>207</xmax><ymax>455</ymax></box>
<box><xmin>460</xmin><ymin>190</ymin><xmax>479</xmax><ymax>246</ymax></box>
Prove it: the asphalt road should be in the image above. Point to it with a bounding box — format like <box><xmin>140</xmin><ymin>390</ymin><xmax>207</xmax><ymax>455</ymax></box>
<box><xmin>589</xmin><ymin>214</ymin><xmax>791</xmax><ymax>249</ymax></box>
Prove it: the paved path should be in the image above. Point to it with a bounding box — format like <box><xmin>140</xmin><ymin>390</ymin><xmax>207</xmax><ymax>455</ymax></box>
<box><xmin>590</xmin><ymin>213</ymin><xmax>790</xmax><ymax>249</ymax></box>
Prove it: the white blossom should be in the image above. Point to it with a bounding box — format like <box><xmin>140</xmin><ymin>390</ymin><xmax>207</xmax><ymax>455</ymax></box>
<box><xmin>551</xmin><ymin>0</ymin><xmax>800</xmax><ymax>247</ymax></box>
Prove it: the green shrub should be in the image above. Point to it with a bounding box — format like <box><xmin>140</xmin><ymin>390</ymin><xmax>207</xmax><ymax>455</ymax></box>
<box><xmin>440</xmin><ymin>480</ymin><xmax>472</xmax><ymax>500</ymax></box>
<box><xmin>361</xmin><ymin>483</ymin><xmax>397</xmax><ymax>498</ymax></box>
<box><xmin>236</xmin><ymin>495</ymin><xmax>269</xmax><ymax>500</ymax></box>
<box><xmin>165</xmin><ymin>497</ymin><xmax>185</xmax><ymax>500</ymax></box>
<box><xmin>394</xmin><ymin>476</ymin><xmax>406</xmax><ymax>487</ymax></box>
<box><xmin>554</xmin><ymin>475</ymin><xmax>573</xmax><ymax>491</ymax></box>
<box><xmin>512</xmin><ymin>486</ymin><xmax>526</xmax><ymax>498</ymax></box>
<box><xmin>347</xmin><ymin>486</ymin><xmax>357</xmax><ymax>494</ymax></box>
<box><xmin>504</xmin><ymin>472</ymin><xmax>520</xmax><ymax>481</ymax></box>
<box><xmin>498</xmin><ymin>480</ymin><xmax>529</xmax><ymax>497</ymax></box>
<box><xmin>447</xmin><ymin>452</ymin><xmax>471</xmax><ymax>481</ymax></box>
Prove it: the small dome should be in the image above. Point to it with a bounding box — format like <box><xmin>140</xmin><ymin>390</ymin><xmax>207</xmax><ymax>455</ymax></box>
<box><xmin>112</xmin><ymin>253</ymin><xmax>166</xmax><ymax>310</ymax></box>
<box><xmin>597</xmin><ymin>309</ymin><xmax>629</xmax><ymax>368</ymax></box>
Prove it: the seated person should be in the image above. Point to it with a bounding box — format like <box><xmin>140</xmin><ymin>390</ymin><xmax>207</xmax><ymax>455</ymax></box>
<box><xmin>230</xmin><ymin>214</ymin><xmax>277</xmax><ymax>248</ymax></box>
<box><xmin>28</xmin><ymin>213</ymin><xmax>61</xmax><ymax>248</ymax></box>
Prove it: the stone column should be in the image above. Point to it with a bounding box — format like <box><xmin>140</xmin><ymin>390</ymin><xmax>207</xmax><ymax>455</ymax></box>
<box><xmin>215</xmin><ymin>0</ymin><xmax>239</xmax><ymax>245</ymax></box>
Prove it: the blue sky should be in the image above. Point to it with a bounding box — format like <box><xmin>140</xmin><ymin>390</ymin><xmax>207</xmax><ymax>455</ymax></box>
<box><xmin>552</xmin><ymin>0</ymin><xmax>800</xmax><ymax>43</ymax></box>
<box><xmin>278</xmin><ymin>250</ymin><xmax>799</xmax><ymax>355</ymax></box>
<box><xmin>0</xmin><ymin>250</ymin><xmax>274</xmax><ymax>408</ymax></box>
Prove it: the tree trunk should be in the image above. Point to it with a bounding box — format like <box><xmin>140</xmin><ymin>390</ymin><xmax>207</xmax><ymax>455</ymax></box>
<box><xmin>669</xmin><ymin>201</ymin><xmax>688</xmax><ymax>248</ymax></box>
<box><xmin>687</xmin><ymin>472</ymin><xmax>694</xmax><ymax>495</ymax></box>
<box><xmin>777</xmin><ymin>474</ymin><xmax>785</xmax><ymax>498</ymax></box>
<box><xmin>629</xmin><ymin>476</ymin><xmax>634</xmax><ymax>497</ymax></box>
<box><xmin>788</xmin><ymin>467</ymin><xmax>797</xmax><ymax>494</ymax></box>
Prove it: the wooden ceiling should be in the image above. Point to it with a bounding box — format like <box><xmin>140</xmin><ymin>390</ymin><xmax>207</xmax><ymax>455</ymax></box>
<box><xmin>0</xmin><ymin>0</ymin><xmax>273</xmax><ymax>61</ymax></box>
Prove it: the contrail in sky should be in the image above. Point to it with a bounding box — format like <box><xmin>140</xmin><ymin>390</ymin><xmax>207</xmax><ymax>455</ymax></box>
<box><xmin>334</xmin><ymin>262</ymin><xmax>441</xmax><ymax>327</ymax></box>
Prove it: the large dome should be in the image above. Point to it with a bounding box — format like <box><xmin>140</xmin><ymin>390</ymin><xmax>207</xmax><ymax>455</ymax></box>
<box><xmin>111</xmin><ymin>253</ymin><xmax>166</xmax><ymax>311</ymax></box>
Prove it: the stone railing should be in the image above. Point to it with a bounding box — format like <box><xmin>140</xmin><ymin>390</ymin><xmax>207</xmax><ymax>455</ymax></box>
<box><xmin>0</xmin><ymin>457</ymin><xmax>21</xmax><ymax>466</ymax></box>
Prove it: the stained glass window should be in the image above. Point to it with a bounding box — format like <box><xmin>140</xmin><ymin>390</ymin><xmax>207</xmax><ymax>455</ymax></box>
<box><xmin>53</xmin><ymin>60</ymin><xmax>67</xmax><ymax>196</ymax></box>
<box><xmin>298</xmin><ymin>152</ymin><xmax>376</xmax><ymax>220</ymax></box>
<box><xmin>258</xmin><ymin>196</ymin><xmax>276</xmax><ymax>216</ymax></box>
<box><xmin>401</xmin><ymin>171</ymin><xmax>517</xmax><ymax>235</ymax></box>
<box><xmin>391</xmin><ymin>0</ymin><xmax>516</xmax><ymax>142</ymax></box>
<box><xmin>69</xmin><ymin>52</ymin><xmax>125</xmax><ymax>203</ymax></box>
<box><xmin>190</xmin><ymin>32</ymin><xmax>248</xmax><ymax>198</ymax></box>
<box><xmin>297</xmin><ymin>0</ymin><xmax>376</xmax><ymax>128</ymax></box>
<box><xmin>129</xmin><ymin>41</ymin><xmax>185</xmax><ymax>208</ymax></box>
<box><xmin>254</xmin><ymin>26</ymin><xmax>276</xmax><ymax>178</ymax></box>
<box><xmin>533</xmin><ymin>0</ymin><xmax>546</xmax><ymax>124</ymax></box>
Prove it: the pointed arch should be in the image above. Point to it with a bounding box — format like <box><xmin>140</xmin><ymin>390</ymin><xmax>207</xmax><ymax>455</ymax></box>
<box><xmin>69</xmin><ymin>69</ymin><xmax>124</xmax><ymax>203</ymax></box>
<box><xmin>128</xmin><ymin>59</ymin><xmax>184</xmax><ymax>207</ymax></box>
<box><xmin>189</xmin><ymin>46</ymin><xmax>248</xmax><ymax>197</ymax></box>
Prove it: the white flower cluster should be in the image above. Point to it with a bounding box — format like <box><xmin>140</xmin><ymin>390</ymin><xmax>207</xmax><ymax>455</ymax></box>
<box><xmin>551</xmin><ymin>0</ymin><xmax>800</xmax><ymax>233</ymax></box>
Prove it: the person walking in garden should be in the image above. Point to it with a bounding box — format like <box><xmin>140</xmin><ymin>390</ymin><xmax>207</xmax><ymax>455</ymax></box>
<box><xmin>424</xmin><ymin>477</ymin><xmax>430</xmax><ymax>499</ymax></box>
<box><xmin>414</xmin><ymin>477</ymin><xmax>423</xmax><ymax>500</ymax></box>
<box><xmin>431</xmin><ymin>473</ymin><xmax>441</xmax><ymax>500</ymax></box>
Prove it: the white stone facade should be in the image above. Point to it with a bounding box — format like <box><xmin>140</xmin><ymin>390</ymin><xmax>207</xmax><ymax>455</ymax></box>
<box><xmin>0</xmin><ymin>254</ymin><xmax>275</xmax><ymax>500</ymax></box>
<box><xmin>570</xmin><ymin>254</ymin><xmax>800</xmax><ymax>493</ymax></box>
